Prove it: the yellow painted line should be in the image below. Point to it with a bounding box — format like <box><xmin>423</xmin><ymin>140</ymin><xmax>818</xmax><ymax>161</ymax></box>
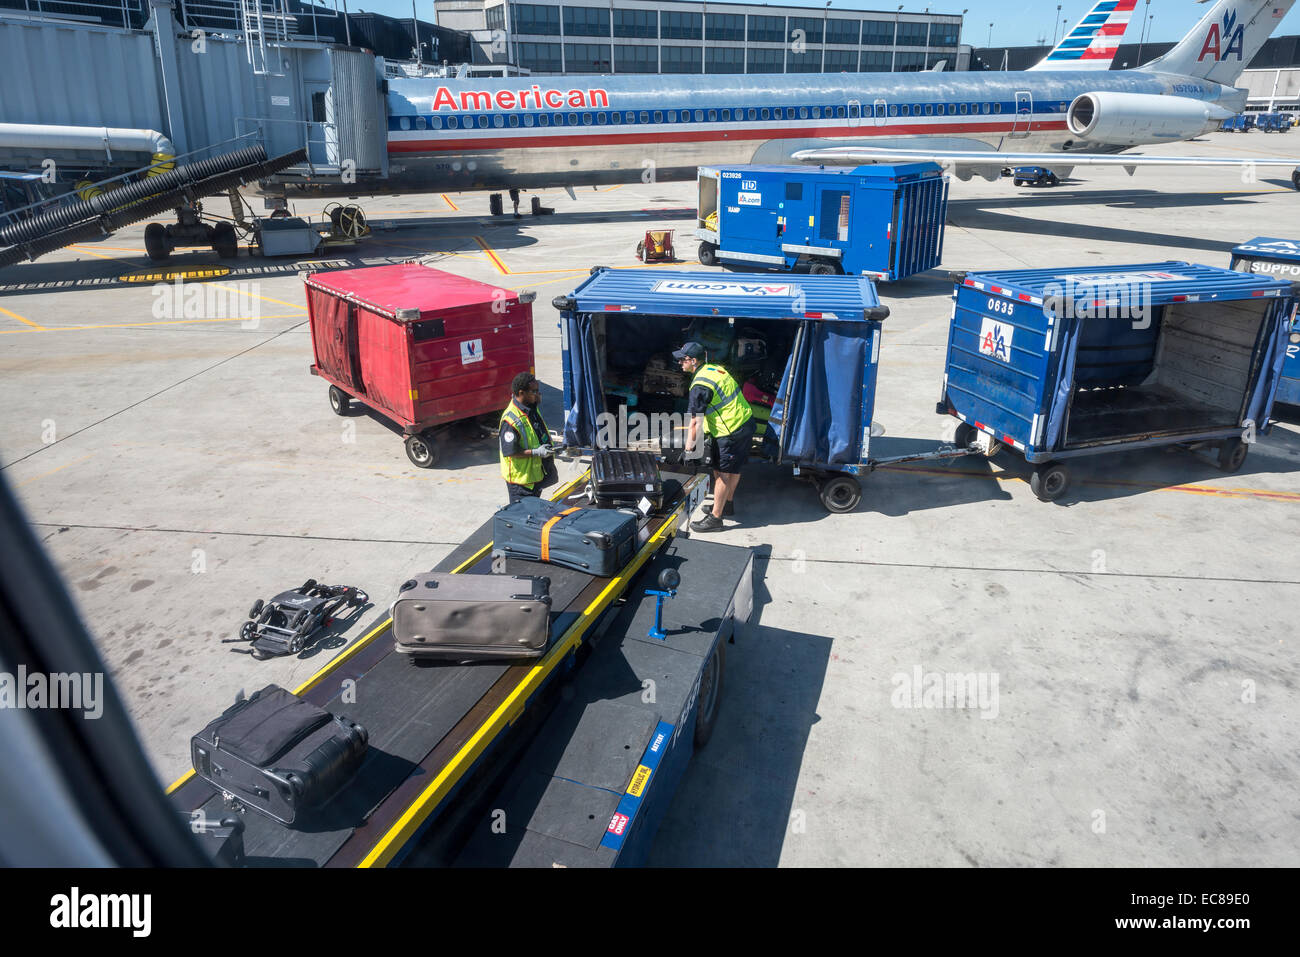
<box><xmin>441</xmin><ymin>193</ymin><xmax>460</xmax><ymax>211</ymax></box>
<box><xmin>358</xmin><ymin>483</ymin><xmax>692</xmax><ymax>868</ymax></box>
<box><xmin>884</xmin><ymin>463</ymin><xmax>1300</xmax><ymax>503</ymax></box>
<box><xmin>208</xmin><ymin>282</ymin><xmax>306</xmax><ymax>313</ymax></box>
<box><xmin>0</xmin><ymin>301</ymin><xmax>43</xmax><ymax>329</ymax></box>
<box><xmin>69</xmin><ymin>244</ymin><xmax>135</xmax><ymax>263</ymax></box>
<box><xmin>0</xmin><ymin>314</ymin><xmax>303</xmax><ymax>335</ymax></box>
<box><xmin>474</xmin><ymin>235</ymin><xmax>511</xmax><ymax>275</ymax></box>
<box><xmin>166</xmin><ymin>538</ymin><xmax>497</xmax><ymax>797</ymax></box>
<box><xmin>15</xmin><ymin>453</ymin><xmax>95</xmax><ymax>487</ymax></box>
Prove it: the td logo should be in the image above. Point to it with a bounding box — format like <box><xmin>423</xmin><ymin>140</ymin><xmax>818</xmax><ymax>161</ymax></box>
<box><xmin>1199</xmin><ymin>9</ymin><xmax>1245</xmax><ymax>61</ymax></box>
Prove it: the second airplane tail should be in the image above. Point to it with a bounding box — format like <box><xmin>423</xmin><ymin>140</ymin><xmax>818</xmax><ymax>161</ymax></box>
<box><xmin>1029</xmin><ymin>0</ymin><xmax>1139</xmax><ymax>71</ymax></box>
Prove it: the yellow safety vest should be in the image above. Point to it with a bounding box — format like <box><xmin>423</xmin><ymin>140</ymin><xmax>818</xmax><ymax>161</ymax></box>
<box><xmin>691</xmin><ymin>363</ymin><xmax>752</xmax><ymax>437</ymax></box>
<box><xmin>500</xmin><ymin>399</ymin><xmax>547</xmax><ymax>485</ymax></box>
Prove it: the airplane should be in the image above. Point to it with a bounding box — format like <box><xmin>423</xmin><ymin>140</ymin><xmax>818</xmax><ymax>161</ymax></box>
<box><xmin>330</xmin><ymin>0</ymin><xmax>1300</xmax><ymax>213</ymax></box>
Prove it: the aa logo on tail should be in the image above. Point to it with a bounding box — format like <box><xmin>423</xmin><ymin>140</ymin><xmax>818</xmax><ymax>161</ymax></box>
<box><xmin>1199</xmin><ymin>8</ymin><xmax>1245</xmax><ymax>61</ymax></box>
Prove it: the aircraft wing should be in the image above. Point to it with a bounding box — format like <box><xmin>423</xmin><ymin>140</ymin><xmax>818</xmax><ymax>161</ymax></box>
<box><xmin>791</xmin><ymin>147</ymin><xmax>1299</xmax><ymax>179</ymax></box>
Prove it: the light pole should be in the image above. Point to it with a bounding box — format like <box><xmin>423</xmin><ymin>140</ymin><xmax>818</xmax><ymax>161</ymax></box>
<box><xmin>987</xmin><ymin>22</ymin><xmax>992</xmax><ymax>48</ymax></box>
<box><xmin>892</xmin><ymin>4</ymin><xmax>902</xmax><ymax>72</ymax></box>
<box><xmin>924</xmin><ymin>5</ymin><xmax>931</xmax><ymax>68</ymax></box>
<box><xmin>822</xmin><ymin>1</ymin><xmax>830</xmax><ymax>73</ymax></box>
<box><xmin>1051</xmin><ymin>3</ymin><xmax>1061</xmax><ymax>48</ymax></box>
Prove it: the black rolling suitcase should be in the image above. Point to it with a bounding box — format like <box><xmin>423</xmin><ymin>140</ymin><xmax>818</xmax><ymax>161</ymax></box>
<box><xmin>390</xmin><ymin>573</ymin><xmax>552</xmax><ymax>659</ymax></box>
<box><xmin>493</xmin><ymin>498</ymin><xmax>638</xmax><ymax>576</ymax></box>
<box><xmin>591</xmin><ymin>449</ymin><xmax>664</xmax><ymax>510</ymax></box>
<box><xmin>190</xmin><ymin>685</ymin><xmax>368</xmax><ymax>825</ymax></box>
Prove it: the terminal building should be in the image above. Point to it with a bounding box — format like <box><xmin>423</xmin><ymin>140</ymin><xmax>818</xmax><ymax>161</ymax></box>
<box><xmin>435</xmin><ymin>1</ymin><xmax>965</xmax><ymax>75</ymax></box>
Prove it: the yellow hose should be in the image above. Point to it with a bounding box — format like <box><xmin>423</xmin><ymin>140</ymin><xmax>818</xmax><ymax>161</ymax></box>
<box><xmin>147</xmin><ymin>152</ymin><xmax>176</xmax><ymax>177</ymax></box>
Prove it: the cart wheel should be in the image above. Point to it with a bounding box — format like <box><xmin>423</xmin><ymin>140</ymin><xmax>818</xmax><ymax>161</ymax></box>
<box><xmin>1013</xmin><ymin>179</ymin><xmax>1025</xmax><ymax>187</ymax></box>
<box><xmin>1218</xmin><ymin>438</ymin><xmax>1248</xmax><ymax>472</ymax></box>
<box><xmin>405</xmin><ymin>432</ymin><xmax>440</xmax><ymax>469</ymax></box>
<box><xmin>693</xmin><ymin>639</ymin><xmax>725</xmax><ymax>748</ymax></box>
<box><xmin>1030</xmin><ymin>462</ymin><xmax>1070</xmax><ymax>502</ymax></box>
<box><xmin>808</xmin><ymin>261</ymin><xmax>838</xmax><ymax>276</ymax></box>
<box><xmin>248</xmin><ymin>599</ymin><xmax>264</xmax><ymax>619</ymax></box>
<box><xmin>818</xmin><ymin>474</ymin><xmax>862</xmax><ymax>513</ymax></box>
<box><xmin>212</xmin><ymin>222</ymin><xmax>238</xmax><ymax>259</ymax></box>
<box><xmin>144</xmin><ymin>223</ymin><xmax>170</xmax><ymax>262</ymax></box>
<box><xmin>240</xmin><ymin>621</ymin><xmax>255</xmax><ymax>641</ymax></box>
<box><xmin>954</xmin><ymin>422</ymin><xmax>978</xmax><ymax>450</ymax></box>
<box><xmin>328</xmin><ymin>385</ymin><xmax>350</xmax><ymax>415</ymax></box>
<box><xmin>301</xmin><ymin>579</ymin><xmax>318</xmax><ymax>592</ymax></box>
<box><xmin>698</xmin><ymin>242</ymin><xmax>718</xmax><ymax>267</ymax></box>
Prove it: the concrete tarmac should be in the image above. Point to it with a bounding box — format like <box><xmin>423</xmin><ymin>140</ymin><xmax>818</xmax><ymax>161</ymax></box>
<box><xmin>1</xmin><ymin>132</ymin><xmax>1297</xmax><ymax>866</ymax></box>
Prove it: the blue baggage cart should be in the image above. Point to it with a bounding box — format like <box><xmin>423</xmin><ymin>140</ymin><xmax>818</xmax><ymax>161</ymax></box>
<box><xmin>1229</xmin><ymin>237</ymin><xmax>1300</xmax><ymax>406</ymax></box>
<box><xmin>695</xmin><ymin>163</ymin><xmax>947</xmax><ymax>282</ymax></box>
<box><xmin>554</xmin><ymin>269</ymin><xmax>972</xmax><ymax>512</ymax></box>
<box><xmin>938</xmin><ymin>262</ymin><xmax>1298</xmax><ymax>501</ymax></box>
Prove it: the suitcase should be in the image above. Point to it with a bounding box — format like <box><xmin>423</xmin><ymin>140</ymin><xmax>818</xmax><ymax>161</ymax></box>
<box><xmin>183</xmin><ymin>811</ymin><xmax>245</xmax><ymax>866</ymax></box>
<box><xmin>590</xmin><ymin>449</ymin><xmax>664</xmax><ymax>510</ymax></box>
<box><xmin>642</xmin><ymin>353</ymin><xmax>689</xmax><ymax>397</ymax></box>
<box><xmin>494</xmin><ymin>497</ymin><xmax>638</xmax><ymax>576</ymax></box>
<box><xmin>390</xmin><ymin>573</ymin><xmax>552</xmax><ymax>659</ymax></box>
<box><xmin>190</xmin><ymin>685</ymin><xmax>368</xmax><ymax>825</ymax></box>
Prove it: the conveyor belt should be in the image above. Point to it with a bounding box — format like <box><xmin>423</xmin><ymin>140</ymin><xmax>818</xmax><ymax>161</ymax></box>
<box><xmin>168</xmin><ymin>469</ymin><xmax>706</xmax><ymax>867</ymax></box>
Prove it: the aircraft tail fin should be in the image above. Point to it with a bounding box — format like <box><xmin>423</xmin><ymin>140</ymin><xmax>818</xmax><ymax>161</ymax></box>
<box><xmin>1029</xmin><ymin>0</ymin><xmax>1138</xmax><ymax>71</ymax></box>
<box><xmin>1139</xmin><ymin>0</ymin><xmax>1296</xmax><ymax>83</ymax></box>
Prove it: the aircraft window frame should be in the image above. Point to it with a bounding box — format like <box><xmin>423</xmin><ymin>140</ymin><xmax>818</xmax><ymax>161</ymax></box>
<box><xmin>538</xmin><ymin>114</ymin><xmax>549</xmax><ymax>126</ymax></box>
<box><xmin>981</xmin><ymin>103</ymin><xmax>990</xmax><ymax>114</ymax></box>
<box><xmin>668</xmin><ymin>110</ymin><xmax>678</xmax><ymax>122</ymax></box>
<box><xmin>596</xmin><ymin>112</ymin><xmax>607</xmax><ymax>125</ymax></box>
<box><xmin>837</xmin><ymin>106</ymin><xmax>847</xmax><ymax>118</ymax></box>
<box><xmin>748</xmin><ymin>108</ymin><xmax>757</xmax><ymax>120</ymax></box>
<box><xmin>478</xmin><ymin>115</ymin><xmax>489</xmax><ymax>128</ymax></box>
<box><xmin>430</xmin><ymin>116</ymin><xmax>442</xmax><ymax>130</ymax></box>
<box><xmin>399</xmin><ymin>116</ymin><xmax>411</xmax><ymax>130</ymax></box>
<box><xmin>641</xmin><ymin>111</ymin><xmax>650</xmax><ymax>123</ymax></box>
<box><xmin>959</xmin><ymin>103</ymin><xmax>968</xmax><ymax>115</ymax></box>
<box><xmin>582</xmin><ymin>113</ymin><xmax>594</xmax><ymax>125</ymax></box>
<box><xmin>799</xmin><ymin>107</ymin><xmax>808</xmax><ymax>119</ymax></box>
<box><xmin>523</xmin><ymin>114</ymin><xmax>535</xmax><ymax>127</ymax></box>
<box><xmin>694</xmin><ymin>109</ymin><xmax>703</xmax><ymax>122</ymax></box>
<box><xmin>416</xmin><ymin>116</ymin><xmax>427</xmax><ymax>130</ymax></box>
<box><xmin>721</xmin><ymin>109</ymin><xmax>730</xmax><ymax>121</ymax></box>
<box><xmin>654</xmin><ymin>110</ymin><xmax>663</xmax><ymax>122</ymax></box>
<box><xmin>567</xmin><ymin>113</ymin><xmax>579</xmax><ymax>126</ymax></box>
<box><xmin>761</xmin><ymin>107</ymin><xmax>770</xmax><ymax>120</ymax></box>
<box><xmin>993</xmin><ymin>103</ymin><xmax>1002</xmax><ymax>114</ymax></box>
<box><xmin>626</xmin><ymin>111</ymin><xmax>636</xmax><ymax>123</ymax></box>
<box><xmin>610</xmin><ymin>111</ymin><xmax>621</xmax><ymax>124</ymax></box>
<box><xmin>888</xmin><ymin>105</ymin><xmax>897</xmax><ymax>117</ymax></box>
<box><xmin>508</xmin><ymin>114</ymin><xmax>519</xmax><ymax>127</ymax></box>
<box><xmin>925</xmin><ymin>104</ymin><xmax>933</xmax><ymax>116</ymax></box>
<box><xmin>708</xmin><ymin>109</ymin><xmax>717</xmax><ymax>121</ymax></box>
<box><xmin>936</xmin><ymin>104</ymin><xmax>944</xmax><ymax>116</ymax></box>
<box><xmin>811</xmin><ymin>106</ymin><xmax>821</xmax><ymax>119</ymax></box>
<box><xmin>948</xmin><ymin>103</ymin><xmax>956</xmax><ymax>114</ymax></box>
<box><xmin>492</xmin><ymin>115</ymin><xmax>504</xmax><ymax>128</ymax></box>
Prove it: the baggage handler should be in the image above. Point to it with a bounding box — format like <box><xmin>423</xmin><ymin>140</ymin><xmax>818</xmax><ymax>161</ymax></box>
<box><xmin>674</xmin><ymin>342</ymin><xmax>755</xmax><ymax>532</ymax></box>
<box><xmin>500</xmin><ymin>372</ymin><xmax>557</xmax><ymax>504</ymax></box>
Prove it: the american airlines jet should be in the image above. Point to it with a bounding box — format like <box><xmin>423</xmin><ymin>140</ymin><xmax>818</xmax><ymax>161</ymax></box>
<box><xmin>361</xmin><ymin>0</ymin><xmax>1298</xmax><ymax>204</ymax></box>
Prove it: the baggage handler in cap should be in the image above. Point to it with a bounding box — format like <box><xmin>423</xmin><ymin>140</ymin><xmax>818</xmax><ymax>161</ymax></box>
<box><xmin>500</xmin><ymin>372</ymin><xmax>557</xmax><ymax>504</ymax></box>
<box><xmin>675</xmin><ymin>341</ymin><xmax>755</xmax><ymax>533</ymax></box>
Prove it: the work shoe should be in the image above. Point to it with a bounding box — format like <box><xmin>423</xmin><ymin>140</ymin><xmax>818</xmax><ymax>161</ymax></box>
<box><xmin>691</xmin><ymin>514</ymin><xmax>724</xmax><ymax>533</ymax></box>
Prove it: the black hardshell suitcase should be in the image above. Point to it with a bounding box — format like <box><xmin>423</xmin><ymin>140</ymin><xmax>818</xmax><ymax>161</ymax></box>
<box><xmin>190</xmin><ymin>685</ymin><xmax>368</xmax><ymax>825</ymax></box>
<box><xmin>390</xmin><ymin>573</ymin><xmax>552</xmax><ymax>659</ymax></box>
<box><xmin>590</xmin><ymin>449</ymin><xmax>664</xmax><ymax>510</ymax></box>
<box><xmin>493</xmin><ymin>498</ymin><xmax>638</xmax><ymax>576</ymax></box>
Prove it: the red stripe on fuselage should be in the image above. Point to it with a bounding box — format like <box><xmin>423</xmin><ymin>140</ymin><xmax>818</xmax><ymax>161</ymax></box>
<box><xmin>387</xmin><ymin>120</ymin><xmax>1069</xmax><ymax>154</ymax></box>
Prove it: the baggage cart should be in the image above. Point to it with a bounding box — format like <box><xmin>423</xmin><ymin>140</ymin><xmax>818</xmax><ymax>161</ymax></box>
<box><xmin>555</xmin><ymin>269</ymin><xmax>978</xmax><ymax>513</ymax></box>
<box><xmin>939</xmin><ymin>262</ymin><xmax>1299</xmax><ymax>501</ymax></box>
<box><xmin>695</xmin><ymin>163</ymin><xmax>947</xmax><ymax>281</ymax></box>
<box><xmin>304</xmin><ymin>263</ymin><xmax>535</xmax><ymax>468</ymax></box>
<box><xmin>1229</xmin><ymin>237</ymin><xmax>1300</xmax><ymax>406</ymax></box>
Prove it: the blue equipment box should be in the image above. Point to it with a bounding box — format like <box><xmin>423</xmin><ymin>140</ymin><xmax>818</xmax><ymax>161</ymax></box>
<box><xmin>695</xmin><ymin>163</ymin><xmax>947</xmax><ymax>281</ymax></box>
<box><xmin>1230</xmin><ymin>237</ymin><xmax>1300</xmax><ymax>405</ymax></box>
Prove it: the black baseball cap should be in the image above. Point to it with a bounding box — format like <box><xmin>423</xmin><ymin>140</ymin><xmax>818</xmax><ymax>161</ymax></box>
<box><xmin>672</xmin><ymin>341</ymin><xmax>706</xmax><ymax>361</ymax></box>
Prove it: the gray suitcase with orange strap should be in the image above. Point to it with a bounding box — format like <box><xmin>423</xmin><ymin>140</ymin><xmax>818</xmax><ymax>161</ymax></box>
<box><xmin>390</xmin><ymin>573</ymin><xmax>552</xmax><ymax>659</ymax></box>
<box><xmin>492</xmin><ymin>497</ymin><xmax>638</xmax><ymax>576</ymax></box>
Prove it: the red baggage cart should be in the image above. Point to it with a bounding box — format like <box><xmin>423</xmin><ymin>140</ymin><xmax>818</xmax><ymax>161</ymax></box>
<box><xmin>304</xmin><ymin>263</ymin><xmax>535</xmax><ymax>467</ymax></box>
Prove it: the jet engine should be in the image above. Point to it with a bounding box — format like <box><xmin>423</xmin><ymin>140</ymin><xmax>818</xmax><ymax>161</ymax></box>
<box><xmin>1066</xmin><ymin>91</ymin><xmax>1232</xmax><ymax>147</ymax></box>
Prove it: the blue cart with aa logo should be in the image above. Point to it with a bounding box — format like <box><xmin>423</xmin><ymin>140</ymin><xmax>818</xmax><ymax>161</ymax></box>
<box><xmin>938</xmin><ymin>262</ymin><xmax>1298</xmax><ymax>502</ymax></box>
<box><xmin>1229</xmin><ymin>237</ymin><xmax>1300</xmax><ymax>407</ymax></box>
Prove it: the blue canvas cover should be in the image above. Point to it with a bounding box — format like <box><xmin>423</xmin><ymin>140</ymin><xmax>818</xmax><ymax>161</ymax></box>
<box><xmin>769</xmin><ymin>321</ymin><xmax>871</xmax><ymax>466</ymax></box>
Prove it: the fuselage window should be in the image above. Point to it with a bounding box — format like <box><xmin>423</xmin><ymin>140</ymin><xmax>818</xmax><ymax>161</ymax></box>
<box><xmin>626</xmin><ymin>111</ymin><xmax>635</xmax><ymax>122</ymax></box>
<box><xmin>799</xmin><ymin>107</ymin><xmax>808</xmax><ymax>119</ymax></box>
<box><xmin>492</xmin><ymin>115</ymin><xmax>503</xmax><ymax>128</ymax></box>
<box><xmin>993</xmin><ymin>103</ymin><xmax>1002</xmax><ymax>114</ymax></box>
<box><xmin>610</xmin><ymin>111</ymin><xmax>621</xmax><ymax>124</ymax></box>
<box><xmin>925</xmin><ymin>104</ymin><xmax>933</xmax><ymax>116</ymax></box>
<box><xmin>416</xmin><ymin>116</ymin><xmax>427</xmax><ymax>130</ymax></box>
<box><xmin>981</xmin><ymin>103</ymin><xmax>990</xmax><ymax>114</ymax></box>
<box><xmin>478</xmin><ymin>115</ymin><xmax>489</xmax><ymax>128</ymax></box>
<box><xmin>508</xmin><ymin>115</ymin><xmax>520</xmax><ymax>127</ymax></box>
<box><xmin>959</xmin><ymin>103</ymin><xmax>968</xmax><ymax>115</ymax></box>
<box><xmin>399</xmin><ymin>116</ymin><xmax>411</xmax><ymax>130</ymax></box>
<box><xmin>431</xmin><ymin>116</ymin><xmax>443</xmax><ymax>130</ymax></box>
<box><xmin>596</xmin><ymin>112</ymin><xmax>607</xmax><ymax>124</ymax></box>
<box><xmin>761</xmin><ymin>108</ymin><xmax>770</xmax><ymax>120</ymax></box>
<box><xmin>654</xmin><ymin>110</ymin><xmax>663</xmax><ymax>122</ymax></box>
<box><xmin>567</xmin><ymin>113</ymin><xmax>578</xmax><ymax>126</ymax></box>
<box><xmin>721</xmin><ymin>109</ymin><xmax>729</xmax><ymax>121</ymax></box>
<box><xmin>812</xmin><ymin>106</ymin><xmax>821</xmax><ymax>119</ymax></box>
<box><xmin>836</xmin><ymin>106</ymin><xmax>846</xmax><ymax>118</ymax></box>
<box><xmin>668</xmin><ymin>110</ymin><xmax>678</xmax><ymax>122</ymax></box>
<box><xmin>538</xmin><ymin>114</ymin><xmax>549</xmax><ymax>126</ymax></box>
<box><xmin>888</xmin><ymin>105</ymin><xmax>897</xmax><ymax>117</ymax></box>
<box><xmin>696</xmin><ymin>109</ymin><xmax>705</xmax><ymax>121</ymax></box>
<box><xmin>582</xmin><ymin>113</ymin><xmax>593</xmax><ymax>125</ymax></box>
<box><xmin>748</xmin><ymin>108</ymin><xmax>757</xmax><ymax>120</ymax></box>
<box><xmin>523</xmin><ymin>114</ymin><xmax>534</xmax><ymax>127</ymax></box>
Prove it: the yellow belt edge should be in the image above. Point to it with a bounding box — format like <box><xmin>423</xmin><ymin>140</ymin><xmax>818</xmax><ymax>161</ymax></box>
<box><xmin>165</xmin><ymin>469</ymin><xmax>591</xmax><ymax>798</ymax></box>
<box><xmin>358</xmin><ymin>482</ymin><xmax>693</xmax><ymax>868</ymax></box>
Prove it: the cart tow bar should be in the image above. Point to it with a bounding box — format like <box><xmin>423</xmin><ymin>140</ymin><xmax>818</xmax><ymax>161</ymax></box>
<box><xmin>645</xmin><ymin>568</ymin><xmax>682</xmax><ymax>640</ymax></box>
